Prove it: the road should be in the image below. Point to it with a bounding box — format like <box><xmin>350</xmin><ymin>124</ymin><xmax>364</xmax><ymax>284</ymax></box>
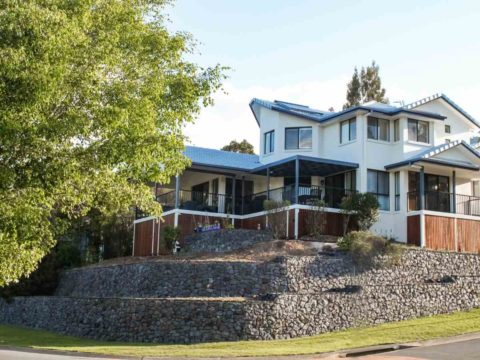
<box><xmin>1</xmin><ymin>338</ymin><xmax>480</xmax><ymax>359</ymax></box>
<box><xmin>348</xmin><ymin>338</ymin><xmax>480</xmax><ymax>360</ymax></box>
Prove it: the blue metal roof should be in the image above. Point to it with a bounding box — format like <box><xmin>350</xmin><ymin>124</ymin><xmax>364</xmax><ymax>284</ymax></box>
<box><xmin>250</xmin><ymin>98</ymin><xmax>446</xmax><ymax>125</ymax></box>
<box><xmin>184</xmin><ymin>146</ymin><xmax>260</xmax><ymax>171</ymax></box>
<box><xmin>385</xmin><ymin>140</ymin><xmax>480</xmax><ymax>171</ymax></box>
<box><xmin>403</xmin><ymin>93</ymin><xmax>480</xmax><ymax>128</ymax></box>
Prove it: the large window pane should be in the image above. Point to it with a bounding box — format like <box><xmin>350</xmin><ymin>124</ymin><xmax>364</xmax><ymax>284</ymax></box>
<box><xmin>367</xmin><ymin>117</ymin><xmax>378</xmax><ymax>140</ymax></box>
<box><xmin>379</xmin><ymin>119</ymin><xmax>389</xmax><ymax>141</ymax></box>
<box><xmin>417</xmin><ymin>121</ymin><xmax>429</xmax><ymax>143</ymax></box>
<box><xmin>341</xmin><ymin>120</ymin><xmax>349</xmax><ymax>143</ymax></box>
<box><xmin>367</xmin><ymin>170</ymin><xmax>378</xmax><ymax>193</ymax></box>
<box><xmin>285</xmin><ymin>128</ymin><xmax>298</xmax><ymax>149</ymax></box>
<box><xmin>394</xmin><ymin>119</ymin><xmax>399</xmax><ymax>141</ymax></box>
<box><xmin>264</xmin><ymin>131</ymin><xmax>274</xmax><ymax>154</ymax></box>
<box><xmin>368</xmin><ymin>169</ymin><xmax>390</xmax><ymax>211</ymax></box>
<box><xmin>299</xmin><ymin>128</ymin><xmax>312</xmax><ymax>148</ymax></box>
<box><xmin>349</xmin><ymin>119</ymin><xmax>357</xmax><ymax>140</ymax></box>
<box><xmin>408</xmin><ymin>119</ymin><xmax>417</xmax><ymax>141</ymax></box>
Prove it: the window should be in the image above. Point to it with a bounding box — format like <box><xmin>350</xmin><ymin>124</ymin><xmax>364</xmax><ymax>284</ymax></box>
<box><xmin>340</xmin><ymin>118</ymin><xmax>357</xmax><ymax>143</ymax></box>
<box><xmin>446</xmin><ymin>139</ymin><xmax>451</xmax><ymax>143</ymax></box>
<box><xmin>285</xmin><ymin>127</ymin><xmax>312</xmax><ymax>150</ymax></box>
<box><xmin>367</xmin><ymin>117</ymin><xmax>390</xmax><ymax>142</ymax></box>
<box><xmin>445</xmin><ymin>124</ymin><xmax>451</xmax><ymax>134</ymax></box>
<box><xmin>408</xmin><ymin>119</ymin><xmax>429</xmax><ymax>143</ymax></box>
<box><xmin>264</xmin><ymin>130</ymin><xmax>274</xmax><ymax>154</ymax></box>
<box><xmin>367</xmin><ymin>169</ymin><xmax>390</xmax><ymax>210</ymax></box>
<box><xmin>394</xmin><ymin>172</ymin><xmax>400</xmax><ymax>211</ymax></box>
<box><xmin>394</xmin><ymin>119</ymin><xmax>400</xmax><ymax>142</ymax></box>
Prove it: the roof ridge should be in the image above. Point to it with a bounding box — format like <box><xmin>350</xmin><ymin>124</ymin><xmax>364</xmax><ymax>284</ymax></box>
<box><xmin>185</xmin><ymin>145</ymin><xmax>259</xmax><ymax>158</ymax></box>
<box><xmin>402</xmin><ymin>93</ymin><xmax>442</xmax><ymax>110</ymax></box>
<box><xmin>403</xmin><ymin>93</ymin><xmax>480</xmax><ymax>128</ymax></box>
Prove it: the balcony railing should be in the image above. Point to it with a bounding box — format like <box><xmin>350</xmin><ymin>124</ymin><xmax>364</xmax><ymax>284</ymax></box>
<box><xmin>156</xmin><ymin>185</ymin><xmax>357</xmax><ymax>216</ymax></box>
<box><xmin>407</xmin><ymin>191</ymin><xmax>480</xmax><ymax>216</ymax></box>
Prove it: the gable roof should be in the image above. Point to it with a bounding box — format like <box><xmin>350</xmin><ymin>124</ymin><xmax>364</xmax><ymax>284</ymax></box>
<box><xmin>385</xmin><ymin>140</ymin><xmax>480</xmax><ymax>171</ymax></box>
<box><xmin>184</xmin><ymin>146</ymin><xmax>260</xmax><ymax>171</ymax></box>
<box><xmin>403</xmin><ymin>93</ymin><xmax>480</xmax><ymax>128</ymax></box>
<box><xmin>250</xmin><ymin>98</ymin><xmax>446</xmax><ymax>126</ymax></box>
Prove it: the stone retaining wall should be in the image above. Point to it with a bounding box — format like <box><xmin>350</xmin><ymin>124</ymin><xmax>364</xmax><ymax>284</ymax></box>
<box><xmin>1</xmin><ymin>248</ymin><xmax>480</xmax><ymax>343</ymax></box>
<box><xmin>2</xmin><ymin>279</ymin><xmax>480</xmax><ymax>343</ymax></box>
<box><xmin>56</xmin><ymin>249</ymin><xmax>480</xmax><ymax>298</ymax></box>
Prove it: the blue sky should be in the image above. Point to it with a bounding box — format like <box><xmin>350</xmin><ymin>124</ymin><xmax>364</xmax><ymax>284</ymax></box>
<box><xmin>166</xmin><ymin>0</ymin><xmax>480</xmax><ymax>151</ymax></box>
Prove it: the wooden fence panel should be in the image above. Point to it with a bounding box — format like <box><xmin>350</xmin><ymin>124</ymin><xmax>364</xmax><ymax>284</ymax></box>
<box><xmin>425</xmin><ymin>215</ymin><xmax>455</xmax><ymax>251</ymax></box>
<box><xmin>133</xmin><ymin>219</ymin><xmax>155</xmax><ymax>256</ymax></box>
<box><xmin>457</xmin><ymin>218</ymin><xmax>480</xmax><ymax>254</ymax></box>
<box><xmin>407</xmin><ymin>215</ymin><xmax>420</xmax><ymax>246</ymax></box>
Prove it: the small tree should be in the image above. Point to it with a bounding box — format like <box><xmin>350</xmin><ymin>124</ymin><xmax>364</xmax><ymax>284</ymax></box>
<box><xmin>221</xmin><ymin>139</ymin><xmax>255</xmax><ymax>154</ymax></box>
<box><xmin>340</xmin><ymin>193</ymin><xmax>379</xmax><ymax>234</ymax></box>
<box><xmin>263</xmin><ymin>200</ymin><xmax>290</xmax><ymax>239</ymax></box>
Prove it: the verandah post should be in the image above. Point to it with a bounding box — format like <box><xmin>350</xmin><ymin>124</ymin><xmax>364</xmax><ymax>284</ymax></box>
<box><xmin>452</xmin><ymin>170</ymin><xmax>456</xmax><ymax>214</ymax></box>
<box><xmin>295</xmin><ymin>158</ymin><xmax>299</xmax><ymax>204</ymax></box>
<box><xmin>266</xmin><ymin>167</ymin><xmax>270</xmax><ymax>200</ymax></box>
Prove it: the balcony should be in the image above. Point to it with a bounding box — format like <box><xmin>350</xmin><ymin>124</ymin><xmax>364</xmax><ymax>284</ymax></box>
<box><xmin>156</xmin><ymin>185</ymin><xmax>356</xmax><ymax>216</ymax></box>
<box><xmin>407</xmin><ymin>191</ymin><xmax>480</xmax><ymax>216</ymax></box>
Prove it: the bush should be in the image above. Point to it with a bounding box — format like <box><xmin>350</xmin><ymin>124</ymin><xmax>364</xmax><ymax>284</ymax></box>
<box><xmin>263</xmin><ymin>200</ymin><xmax>290</xmax><ymax>239</ymax></box>
<box><xmin>0</xmin><ymin>241</ymin><xmax>82</xmax><ymax>300</ymax></box>
<box><xmin>340</xmin><ymin>192</ymin><xmax>379</xmax><ymax>234</ymax></box>
<box><xmin>337</xmin><ymin>231</ymin><xmax>403</xmax><ymax>268</ymax></box>
<box><xmin>163</xmin><ymin>226</ymin><xmax>181</xmax><ymax>251</ymax></box>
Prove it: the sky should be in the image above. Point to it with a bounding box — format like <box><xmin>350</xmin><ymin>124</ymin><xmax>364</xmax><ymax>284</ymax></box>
<box><xmin>166</xmin><ymin>0</ymin><xmax>480</xmax><ymax>153</ymax></box>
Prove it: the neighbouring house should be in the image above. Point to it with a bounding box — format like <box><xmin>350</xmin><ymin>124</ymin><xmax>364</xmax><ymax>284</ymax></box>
<box><xmin>133</xmin><ymin>93</ymin><xmax>480</xmax><ymax>255</ymax></box>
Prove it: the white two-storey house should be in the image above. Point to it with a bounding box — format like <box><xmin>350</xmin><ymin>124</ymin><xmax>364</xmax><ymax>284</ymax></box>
<box><xmin>134</xmin><ymin>93</ymin><xmax>480</xmax><ymax>255</ymax></box>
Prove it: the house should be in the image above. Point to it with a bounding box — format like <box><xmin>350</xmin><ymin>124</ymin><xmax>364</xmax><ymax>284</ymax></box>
<box><xmin>133</xmin><ymin>93</ymin><xmax>480</xmax><ymax>255</ymax></box>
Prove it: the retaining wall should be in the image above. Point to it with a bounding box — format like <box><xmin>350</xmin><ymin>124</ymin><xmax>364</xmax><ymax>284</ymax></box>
<box><xmin>1</xmin><ymin>249</ymin><xmax>480</xmax><ymax>343</ymax></box>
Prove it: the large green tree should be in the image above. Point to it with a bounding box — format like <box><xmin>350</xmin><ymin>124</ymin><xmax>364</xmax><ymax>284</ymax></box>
<box><xmin>221</xmin><ymin>139</ymin><xmax>255</xmax><ymax>154</ymax></box>
<box><xmin>0</xmin><ymin>0</ymin><xmax>225</xmax><ymax>286</ymax></box>
<box><xmin>343</xmin><ymin>61</ymin><xmax>387</xmax><ymax>109</ymax></box>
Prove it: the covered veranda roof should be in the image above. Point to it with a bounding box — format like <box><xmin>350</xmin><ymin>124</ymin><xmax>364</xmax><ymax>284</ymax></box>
<box><xmin>385</xmin><ymin>141</ymin><xmax>480</xmax><ymax>172</ymax></box>
<box><xmin>250</xmin><ymin>155</ymin><xmax>358</xmax><ymax>177</ymax></box>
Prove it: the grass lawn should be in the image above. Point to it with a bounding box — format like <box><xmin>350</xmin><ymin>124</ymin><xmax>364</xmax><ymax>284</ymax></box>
<box><xmin>1</xmin><ymin>309</ymin><xmax>480</xmax><ymax>358</ymax></box>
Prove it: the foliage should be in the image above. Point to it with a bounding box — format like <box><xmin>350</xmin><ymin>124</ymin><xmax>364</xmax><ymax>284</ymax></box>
<box><xmin>340</xmin><ymin>192</ymin><xmax>379</xmax><ymax>234</ymax></box>
<box><xmin>163</xmin><ymin>226</ymin><xmax>180</xmax><ymax>251</ymax></box>
<box><xmin>343</xmin><ymin>61</ymin><xmax>388</xmax><ymax>109</ymax></box>
<box><xmin>0</xmin><ymin>241</ymin><xmax>81</xmax><ymax>300</ymax></box>
<box><xmin>69</xmin><ymin>209</ymin><xmax>135</xmax><ymax>263</ymax></box>
<box><xmin>305</xmin><ymin>199</ymin><xmax>326</xmax><ymax>239</ymax></box>
<box><xmin>337</xmin><ymin>231</ymin><xmax>403</xmax><ymax>268</ymax></box>
<box><xmin>263</xmin><ymin>200</ymin><xmax>290</xmax><ymax>239</ymax></box>
<box><xmin>0</xmin><ymin>0</ymin><xmax>226</xmax><ymax>285</ymax></box>
<box><xmin>221</xmin><ymin>139</ymin><xmax>255</xmax><ymax>154</ymax></box>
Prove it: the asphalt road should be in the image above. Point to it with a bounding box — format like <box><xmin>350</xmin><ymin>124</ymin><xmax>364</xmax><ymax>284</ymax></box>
<box><xmin>357</xmin><ymin>338</ymin><xmax>480</xmax><ymax>359</ymax></box>
<box><xmin>0</xmin><ymin>348</ymin><xmax>125</xmax><ymax>360</ymax></box>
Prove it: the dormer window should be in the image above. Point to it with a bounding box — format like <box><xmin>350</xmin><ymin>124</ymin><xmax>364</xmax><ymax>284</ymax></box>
<box><xmin>264</xmin><ymin>130</ymin><xmax>274</xmax><ymax>154</ymax></box>
<box><xmin>285</xmin><ymin>127</ymin><xmax>312</xmax><ymax>150</ymax></box>
<box><xmin>408</xmin><ymin>119</ymin><xmax>429</xmax><ymax>143</ymax></box>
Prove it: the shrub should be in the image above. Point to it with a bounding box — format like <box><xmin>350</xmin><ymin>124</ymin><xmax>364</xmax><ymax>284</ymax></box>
<box><xmin>337</xmin><ymin>231</ymin><xmax>403</xmax><ymax>268</ymax></box>
<box><xmin>340</xmin><ymin>192</ymin><xmax>379</xmax><ymax>234</ymax></box>
<box><xmin>163</xmin><ymin>226</ymin><xmax>181</xmax><ymax>251</ymax></box>
<box><xmin>263</xmin><ymin>200</ymin><xmax>290</xmax><ymax>239</ymax></box>
<box><xmin>0</xmin><ymin>241</ymin><xmax>82</xmax><ymax>300</ymax></box>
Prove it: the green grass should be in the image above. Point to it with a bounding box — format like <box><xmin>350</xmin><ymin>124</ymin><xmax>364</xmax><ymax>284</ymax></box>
<box><xmin>1</xmin><ymin>309</ymin><xmax>480</xmax><ymax>357</ymax></box>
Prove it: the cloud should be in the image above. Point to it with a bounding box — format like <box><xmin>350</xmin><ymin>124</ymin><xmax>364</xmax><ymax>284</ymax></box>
<box><xmin>184</xmin><ymin>77</ymin><xmax>350</xmax><ymax>153</ymax></box>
